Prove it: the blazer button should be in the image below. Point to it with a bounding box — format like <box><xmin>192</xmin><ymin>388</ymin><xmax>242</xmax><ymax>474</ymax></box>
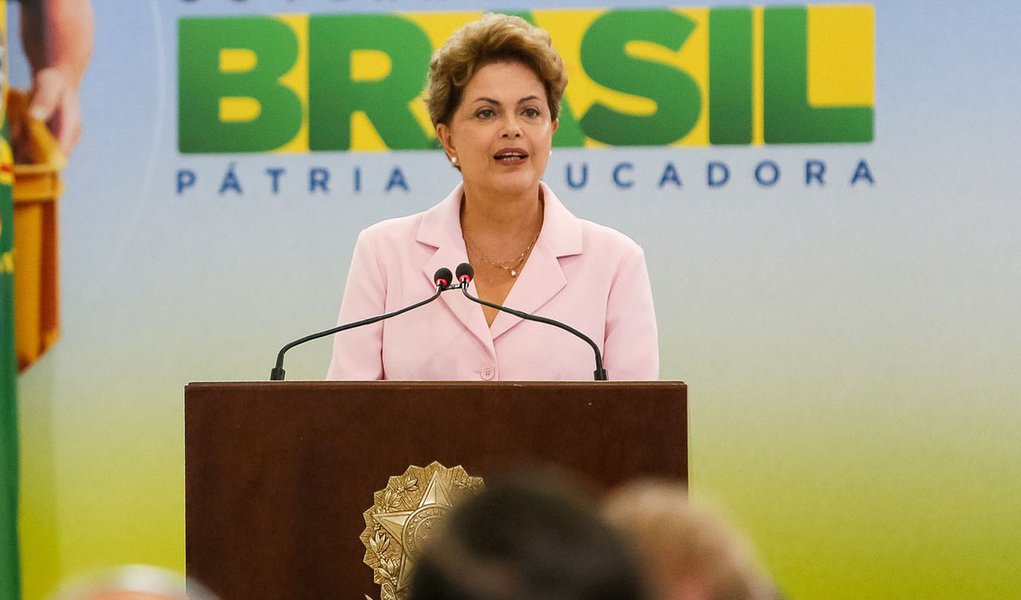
<box><xmin>481</xmin><ymin>366</ymin><xmax>495</xmax><ymax>380</ymax></box>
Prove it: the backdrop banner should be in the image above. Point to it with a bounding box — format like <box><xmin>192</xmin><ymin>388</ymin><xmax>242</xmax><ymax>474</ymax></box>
<box><xmin>6</xmin><ymin>2</ymin><xmax>1021</xmax><ymax>599</ymax></box>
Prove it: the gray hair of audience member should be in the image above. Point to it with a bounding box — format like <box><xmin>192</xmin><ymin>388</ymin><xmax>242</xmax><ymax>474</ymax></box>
<box><xmin>46</xmin><ymin>564</ymin><xmax>219</xmax><ymax>600</ymax></box>
<box><xmin>603</xmin><ymin>481</ymin><xmax>778</xmax><ymax>600</ymax></box>
<box><xmin>410</xmin><ymin>474</ymin><xmax>649</xmax><ymax>600</ymax></box>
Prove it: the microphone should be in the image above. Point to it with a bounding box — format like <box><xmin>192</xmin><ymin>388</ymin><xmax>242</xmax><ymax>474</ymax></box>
<box><xmin>269</xmin><ymin>267</ymin><xmax>454</xmax><ymax>380</ymax></box>
<box><xmin>454</xmin><ymin>263</ymin><xmax>608</xmax><ymax>381</ymax></box>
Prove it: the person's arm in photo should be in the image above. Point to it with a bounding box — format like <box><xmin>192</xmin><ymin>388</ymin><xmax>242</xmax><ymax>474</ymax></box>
<box><xmin>20</xmin><ymin>0</ymin><xmax>95</xmax><ymax>156</ymax></box>
<box><xmin>326</xmin><ymin>230</ymin><xmax>388</xmax><ymax>380</ymax></box>
<box><xmin>603</xmin><ymin>243</ymin><xmax>659</xmax><ymax>380</ymax></box>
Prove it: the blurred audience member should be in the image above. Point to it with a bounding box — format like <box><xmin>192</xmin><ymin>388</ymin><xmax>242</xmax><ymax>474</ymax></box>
<box><xmin>410</xmin><ymin>473</ymin><xmax>648</xmax><ymax>600</ymax></box>
<box><xmin>46</xmin><ymin>565</ymin><xmax>218</xmax><ymax>600</ymax></box>
<box><xmin>604</xmin><ymin>481</ymin><xmax>778</xmax><ymax>600</ymax></box>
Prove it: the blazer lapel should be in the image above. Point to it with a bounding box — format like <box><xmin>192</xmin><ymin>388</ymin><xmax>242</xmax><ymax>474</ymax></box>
<box><xmin>490</xmin><ymin>183</ymin><xmax>583</xmax><ymax>340</ymax></box>
<box><xmin>418</xmin><ymin>185</ymin><xmax>495</xmax><ymax>355</ymax></box>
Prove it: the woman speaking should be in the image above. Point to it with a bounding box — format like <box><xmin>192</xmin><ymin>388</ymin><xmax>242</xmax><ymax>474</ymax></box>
<box><xmin>327</xmin><ymin>13</ymin><xmax>658</xmax><ymax>381</ymax></box>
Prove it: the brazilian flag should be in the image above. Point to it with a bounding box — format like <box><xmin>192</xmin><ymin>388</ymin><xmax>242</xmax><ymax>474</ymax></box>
<box><xmin>0</xmin><ymin>155</ymin><xmax>18</xmax><ymax>600</ymax></box>
<box><xmin>1</xmin><ymin>3</ymin><xmax>23</xmax><ymax>599</ymax></box>
<box><xmin>1</xmin><ymin>129</ymin><xmax>21</xmax><ymax>600</ymax></box>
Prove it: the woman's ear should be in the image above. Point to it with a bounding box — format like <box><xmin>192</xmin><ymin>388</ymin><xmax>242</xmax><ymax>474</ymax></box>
<box><xmin>435</xmin><ymin>123</ymin><xmax>455</xmax><ymax>158</ymax></box>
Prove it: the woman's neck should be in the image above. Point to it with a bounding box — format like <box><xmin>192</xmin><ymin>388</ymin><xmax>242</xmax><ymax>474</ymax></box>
<box><xmin>460</xmin><ymin>182</ymin><xmax>544</xmax><ymax>243</ymax></box>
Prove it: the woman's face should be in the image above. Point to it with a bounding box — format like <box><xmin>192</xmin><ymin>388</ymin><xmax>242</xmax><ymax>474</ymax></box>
<box><xmin>436</xmin><ymin>60</ymin><xmax>558</xmax><ymax>198</ymax></box>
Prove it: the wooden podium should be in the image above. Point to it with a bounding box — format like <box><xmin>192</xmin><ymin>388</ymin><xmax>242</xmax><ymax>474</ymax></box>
<box><xmin>185</xmin><ymin>381</ymin><xmax>686</xmax><ymax>600</ymax></box>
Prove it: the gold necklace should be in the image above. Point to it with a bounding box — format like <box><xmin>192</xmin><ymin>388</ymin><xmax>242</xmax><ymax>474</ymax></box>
<box><xmin>462</xmin><ymin>201</ymin><xmax>544</xmax><ymax>278</ymax></box>
<box><xmin>464</xmin><ymin>230</ymin><xmax>540</xmax><ymax>277</ymax></box>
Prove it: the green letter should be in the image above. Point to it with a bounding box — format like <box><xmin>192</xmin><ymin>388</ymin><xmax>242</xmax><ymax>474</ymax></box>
<box><xmin>179</xmin><ymin>17</ymin><xmax>302</xmax><ymax>153</ymax></box>
<box><xmin>309</xmin><ymin>15</ymin><xmax>431</xmax><ymax>151</ymax></box>
<box><xmin>579</xmin><ymin>9</ymin><xmax>701</xmax><ymax>146</ymax></box>
<box><xmin>763</xmin><ymin>7</ymin><xmax>872</xmax><ymax>143</ymax></box>
<box><xmin>709</xmin><ymin>8</ymin><xmax>753</xmax><ymax>144</ymax></box>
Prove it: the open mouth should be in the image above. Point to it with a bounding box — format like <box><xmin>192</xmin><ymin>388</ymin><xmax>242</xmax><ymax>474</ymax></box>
<box><xmin>494</xmin><ymin>151</ymin><xmax>529</xmax><ymax>163</ymax></box>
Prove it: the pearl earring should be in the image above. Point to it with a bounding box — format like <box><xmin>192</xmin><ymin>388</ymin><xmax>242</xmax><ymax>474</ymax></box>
<box><xmin>450</xmin><ymin>155</ymin><xmax>459</xmax><ymax>165</ymax></box>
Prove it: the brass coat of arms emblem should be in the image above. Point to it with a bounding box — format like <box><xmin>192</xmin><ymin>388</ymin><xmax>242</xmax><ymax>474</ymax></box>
<box><xmin>360</xmin><ymin>462</ymin><xmax>484</xmax><ymax>600</ymax></box>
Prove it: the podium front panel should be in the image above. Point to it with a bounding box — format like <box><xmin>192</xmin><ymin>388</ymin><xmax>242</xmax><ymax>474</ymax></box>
<box><xmin>185</xmin><ymin>381</ymin><xmax>686</xmax><ymax>600</ymax></box>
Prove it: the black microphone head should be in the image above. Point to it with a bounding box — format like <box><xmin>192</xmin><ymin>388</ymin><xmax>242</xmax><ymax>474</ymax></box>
<box><xmin>456</xmin><ymin>262</ymin><xmax>474</xmax><ymax>283</ymax></box>
<box><xmin>433</xmin><ymin>267</ymin><xmax>453</xmax><ymax>288</ymax></box>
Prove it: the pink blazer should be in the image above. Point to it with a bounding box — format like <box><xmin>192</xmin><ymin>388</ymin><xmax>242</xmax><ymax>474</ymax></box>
<box><xmin>326</xmin><ymin>183</ymin><xmax>659</xmax><ymax>381</ymax></box>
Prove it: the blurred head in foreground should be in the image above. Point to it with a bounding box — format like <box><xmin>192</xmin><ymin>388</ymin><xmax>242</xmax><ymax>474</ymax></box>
<box><xmin>410</xmin><ymin>473</ymin><xmax>648</xmax><ymax>600</ymax></box>
<box><xmin>47</xmin><ymin>565</ymin><xmax>218</xmax><ymax>600</ymax></box>
<box><xmin>604</xmin><ymin>481</ymin><xmax>778</xmax><ymax>600</ymax></box>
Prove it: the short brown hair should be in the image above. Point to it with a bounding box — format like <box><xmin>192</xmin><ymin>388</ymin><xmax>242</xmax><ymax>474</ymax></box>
<box><xmin>425</xmin><ymin>13</ymin><xmax>568</xmax><ymax>126</ymax></box>
<box><xmin>604</xmin><ymin>482</ymin><xmax>778</xmax><ymax>600</ymax></box>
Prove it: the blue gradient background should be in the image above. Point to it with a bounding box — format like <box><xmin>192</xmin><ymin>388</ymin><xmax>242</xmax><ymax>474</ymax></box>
<box><xmin>9</xmin><ymin>1</ymin><xmax>1021</xmax><ymax>598</ymax></box>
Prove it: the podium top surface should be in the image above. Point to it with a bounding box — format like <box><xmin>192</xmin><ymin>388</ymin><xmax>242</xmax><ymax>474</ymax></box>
<box><xmin>186</xmin><ymin>380</ymin><xmax>686</xmax><ymax>390</ymax></box>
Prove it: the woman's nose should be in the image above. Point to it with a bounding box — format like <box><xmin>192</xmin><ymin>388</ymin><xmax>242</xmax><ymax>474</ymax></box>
<box><xmin>501</xmin><ymin>116</ymin><xmax>523</xmax><ymax>138</ymax></box>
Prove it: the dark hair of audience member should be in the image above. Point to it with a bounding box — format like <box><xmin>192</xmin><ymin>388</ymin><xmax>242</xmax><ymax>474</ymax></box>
<box><xmin>410</xmin><ymin>473</ymin><xmax>649</xmax><ymax>600</ymax></box>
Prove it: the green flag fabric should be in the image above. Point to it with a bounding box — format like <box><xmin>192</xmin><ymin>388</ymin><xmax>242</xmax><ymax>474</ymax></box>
<box><xmin>2</xmin><ymin>2</ymin><xmax>23</xmax><ymax>598</ymax></box>
<box><xmin>1</xmin><ymin>149</ymin><xmax>21</xmax><ymax>600</ymax></box>
<box><xmin>0</xmin><ymin>165</ymin><xmax>19</xmax><ymax>600</ymax></box>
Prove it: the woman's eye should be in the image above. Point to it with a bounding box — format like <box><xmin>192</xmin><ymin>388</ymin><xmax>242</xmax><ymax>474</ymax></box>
<box><xmin>522</xmin><ymin>107</ymin><xmax>541</xmax><ymax>118</ymax></box>
<box><xmin>476</xmin><ymin>108</ymin><xmax>495</xmax><ymax>119</ymax></box>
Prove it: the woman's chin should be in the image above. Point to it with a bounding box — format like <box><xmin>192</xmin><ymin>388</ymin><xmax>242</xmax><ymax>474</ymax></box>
<box><xmin>480</xmin><ymin>170</ymin><xmax>541</xmax><ymax>196</ymax></box>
